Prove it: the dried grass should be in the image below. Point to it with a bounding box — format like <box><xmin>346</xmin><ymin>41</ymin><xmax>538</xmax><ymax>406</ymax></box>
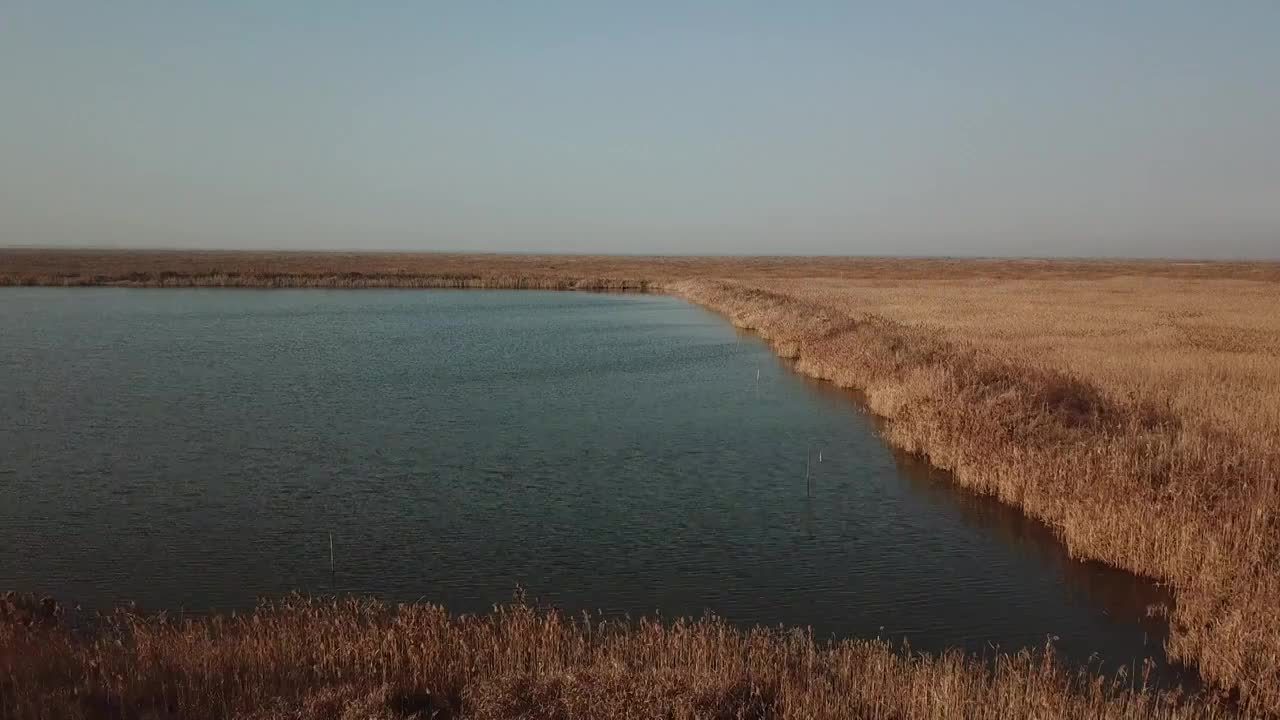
<box><xmin>3</xmin><ymin>249</ymin><xmax>1279</xmax><ymax>713</ymax></box>
<box><xmin>0</xmin><ymin>595</ymin><xmax>1237</xmax><ymax>720</ymax></box>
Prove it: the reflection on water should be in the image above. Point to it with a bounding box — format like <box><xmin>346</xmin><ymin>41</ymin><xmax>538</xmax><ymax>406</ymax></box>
<box><xmin>889</xmin><ymin>448</ymin><xmax>1199</xmax><ymax>688</ymax></box>
<box><xmin>789</xmin><ymin>369</ymin><xmax>1191</xmax><ymax>686</ymax></box>
<box><xmin>893</xmin><ymin>449</ymin><xmax>1171</xmax><ymax>637</ymax></box>
<box><xmin>0</xmin><ymin>288</ymin><xmax>1195</xmax><ymax>690</ymax></box>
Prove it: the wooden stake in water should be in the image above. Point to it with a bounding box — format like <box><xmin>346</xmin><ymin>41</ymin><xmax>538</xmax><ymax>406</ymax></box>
<box><xmin>329</xmin><ymin>532</ymin><xmax>335</xmax><ymax>581</ymax></box>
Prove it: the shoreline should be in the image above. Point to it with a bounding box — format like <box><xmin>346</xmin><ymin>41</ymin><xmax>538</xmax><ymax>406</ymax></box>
<box><xmin>671</xmin><ymin>279</ymin><xmax>1279</xmax><ymax>713</ymax></box>
<box><xmin>3</xmin><ymin>250</ymin><xmax>1278</xmax><ymax>713</ymax></box>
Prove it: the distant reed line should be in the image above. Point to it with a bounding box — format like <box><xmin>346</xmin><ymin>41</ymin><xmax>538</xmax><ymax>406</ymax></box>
<box><xmin>0</xmin><ymin>270</ymin><xmax>653</xmax><ymax>291</ymax></box>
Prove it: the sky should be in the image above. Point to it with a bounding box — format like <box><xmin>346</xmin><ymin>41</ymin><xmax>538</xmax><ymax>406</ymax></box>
<box><xmin>1</xmin><ymin>2</ymin><xmax>1278</xmax><ymax>258</ymax></box>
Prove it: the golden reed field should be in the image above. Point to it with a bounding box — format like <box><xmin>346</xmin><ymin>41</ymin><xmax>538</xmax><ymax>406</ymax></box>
<box><xmin>3</xmin><ymin>249</ymin><xmax>1280</xmax><ymax>717</ymax></box>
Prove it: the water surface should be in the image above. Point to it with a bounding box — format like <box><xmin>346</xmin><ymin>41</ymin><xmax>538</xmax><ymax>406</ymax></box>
<box><xmin>1</xmin><ymin>288</ymin><xmax>1176</xmax><ymax>679</ymax></box>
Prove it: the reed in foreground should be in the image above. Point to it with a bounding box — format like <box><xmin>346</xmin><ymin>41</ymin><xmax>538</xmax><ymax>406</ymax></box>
<box><xmin>0</xmin><ymin>595</ymin><xmax>1238</xmax><ymax>720</ymax></box>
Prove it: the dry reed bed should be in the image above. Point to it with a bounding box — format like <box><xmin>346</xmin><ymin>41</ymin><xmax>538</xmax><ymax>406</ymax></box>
<box><xmin>4</xmin><ymin>250</ymin><xmax>1280</xmax><ymax>713</ymax></box>
<box><xmin>669</xmin><ymin>280</ymin><xmax>1280</xmax><ymax>714</ymax></box>
<box><xmin>0</xmin><ymin>595</ymin><xmax>1240</xmax><ymax>720</ymax></box>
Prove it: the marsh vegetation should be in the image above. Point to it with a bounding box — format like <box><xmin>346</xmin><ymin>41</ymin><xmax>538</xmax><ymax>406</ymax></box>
<box><xmin>3</xmin><ymin>250</ymin><xmax>1279</xmax><ymax>714</ymax></box>
<box><xmin>0</xmin><ymin>594</ymin><xmax>1239</xmax><ymax>720</ymax></box>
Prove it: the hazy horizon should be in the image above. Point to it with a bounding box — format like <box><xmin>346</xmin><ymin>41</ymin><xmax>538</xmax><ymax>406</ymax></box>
<box><xmin>3</xmin><ymin>2</ymin><xmax>1278</xmax><ymax>259</ymax></box>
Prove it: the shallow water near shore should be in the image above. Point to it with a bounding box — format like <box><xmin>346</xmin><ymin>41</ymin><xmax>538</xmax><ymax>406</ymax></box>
<box><xmin>1</xmin><ymin>288</ymin><xmax>1185</xmax><ymax>684</ymax></box>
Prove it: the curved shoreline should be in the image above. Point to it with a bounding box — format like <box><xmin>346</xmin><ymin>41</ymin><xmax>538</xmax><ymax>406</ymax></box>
<box><xmin>668</xmin><ymin>279</ymin><xmax>1278</xmax><ymax>714</ymax></box>
<box><xmin>3</xmin><ymin>252</ymin><xmax>1278</xmax><ymax>713</ymax></box>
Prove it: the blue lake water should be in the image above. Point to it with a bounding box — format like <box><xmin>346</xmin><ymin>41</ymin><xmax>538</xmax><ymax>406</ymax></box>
<box><xmin>0</xmin><ymin>288</ymin><xmax>1178</xmax><ymax>680</ymax></box>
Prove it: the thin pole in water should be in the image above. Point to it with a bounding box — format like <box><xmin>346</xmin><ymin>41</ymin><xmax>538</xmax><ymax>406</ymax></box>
<box><xmin>329</xmin><ymin>532</ymin><xmax>335</xmax><ymax>582</ymax></box>
<box><xmin>806</xmin><ymin>446</ymin><xmax>812</xmax><ymax>498</ymax></box>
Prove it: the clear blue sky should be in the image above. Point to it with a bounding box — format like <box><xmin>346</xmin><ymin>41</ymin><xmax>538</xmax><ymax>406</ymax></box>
<box><xmin>2</xmin><ymin>2</ymin><xmax>1277</xmax><ymax>257</ymax></box>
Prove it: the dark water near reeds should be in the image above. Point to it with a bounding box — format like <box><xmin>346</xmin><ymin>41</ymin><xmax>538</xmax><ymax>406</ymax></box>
<box><xmin>1</xmin><ymin>288</ymin><xmax>1183</xmax><ymax>681</ymax></box>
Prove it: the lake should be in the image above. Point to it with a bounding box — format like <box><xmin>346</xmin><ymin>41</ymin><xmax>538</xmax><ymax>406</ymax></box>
<box><xmin>0</xmin><ymin>288</ymin><xmax>1179</xmax><ymax>680</ymax></box>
